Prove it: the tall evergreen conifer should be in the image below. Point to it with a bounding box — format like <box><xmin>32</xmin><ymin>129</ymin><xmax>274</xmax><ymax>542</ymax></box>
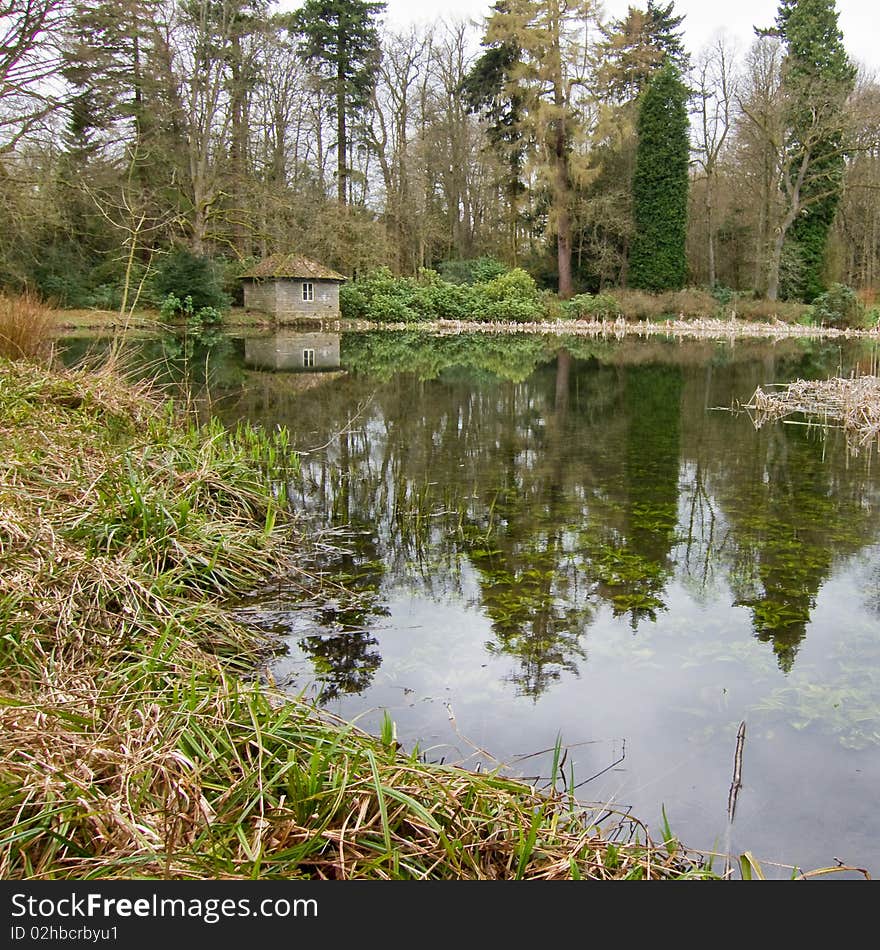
<box><xmin>293</xmin><ymin>0</ymin><xmax>386</xmax><ymax>207</ymax></box>
<box><xmin>776</xmin><ymin>0</ymin><xmax>855</xmax><ymax>301</ymax></box>
<box><xmin>629</xmin><ymin>62</ymin><xmax>689</xmax><ymax>292</ymax></box>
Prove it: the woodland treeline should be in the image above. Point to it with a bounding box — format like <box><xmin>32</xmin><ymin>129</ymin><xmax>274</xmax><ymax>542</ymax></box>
<box><xmin>1</xmin><ymin>0</ymin><xmax>878</xmax><ymax>309</ymax></box>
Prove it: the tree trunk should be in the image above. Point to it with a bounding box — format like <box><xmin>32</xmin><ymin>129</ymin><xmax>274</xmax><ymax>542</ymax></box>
<box><xmin>555</xmin><ymin>146</ymin><xmax>573</xmax><ymax>299</ymax></box>
<box><xmin>337</xmin><ymin>72</ymin><xmax>346</xmax><ymax>206</ymax></box>
<box><xmin>705</xmin><ymin>172</ymin><xmax>716</xmax><ymax>287</ymax></box>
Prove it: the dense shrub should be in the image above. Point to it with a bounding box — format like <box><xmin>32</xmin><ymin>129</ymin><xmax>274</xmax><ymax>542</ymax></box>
<box><xmin>30</xmin><ymin>243</ymin><xmax>94</xmax><ymax>308</ymax></box>
<box><xmin>150</xmin><ymin>247</ymin><xmax>230</xmax><ymax>313</ymax></box>
<box><xmin>25</xmin><ymin>242</ymin><xmax>158</xmax><ymax>311</ymax></box>
<box><xmin>340</xmin><ymin>267</ymin><xmax>419</xmax><ymax>321</ymax></box>
<box><xmin>478</xmin><ymin>268</ymin><xmax>543</xmax><ymax>322</ymax></box>
<box><xmin>437</xmin><ymin>256</ymin><xmax>507</xmax><ymax>285</ymax></box>
<box><xmin>480</xmin><ymin>267</ymin><xmax>537</xmax><ymax>302</ymax></box>
<box><xmin>561</xmin><ymin>292</ymin><xmax>622</xmax><ymax>319</ymax></box>
<box><xmin>809</xmin><ymin>283</ymin><xmax>866</xmax><ymax>329</ymax></box>
<box><xmin>412</xmin><ymin>275</ymin><xmax>476</xmax><ymax>320</ymax></box>
<box><xmin>339</xmin><ymin>265</ymin><xmax>543</xmax><ymax>323</ymax></box>
<box><xmin>339</xmin><ymin>281</ymin><xmax>370</xmax><ymax>319</ymax></box>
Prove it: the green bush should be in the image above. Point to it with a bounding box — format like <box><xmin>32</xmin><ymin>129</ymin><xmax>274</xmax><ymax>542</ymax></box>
<box><xmin>437</xmin><ymin>256</ymin><xmax>507</xmax><ymax>285</ymax></box>
<box><xmin>469</xmin><ymin>256</ymin><xmax>509</xmax><ymax>284</ymax></box>
<box><xmin>709</xmin><ymin>284</ymin><xmax>736</xmax><ymax>306</ymax></box>
<box><xmin>481</xmin><ymin>296</ymin><xmax>544</xmax><ymax>322</ymax></box>
<box><xmin>150</xmin><ymin>247</ymin><xmax>230</xmax><ymax>313</ymax></box>
<box><xmin>562</xmin><ymin>292</ymin><xmax>622</xmax><ymax>319</ymax></box>
<box><xmin>367</xmin><ymin>292</ymin><xmax>418</xmax><ymax>322</ymax></box>
<box><xmin>412</xmin><ymin>280</ymin><xmax>477</xmax><ymax>320</ymax></box>
<box><xmin>160</xmin><ymin>293</ymin><xmax>224</xmax><ymax>334</ymax></box>
<box><xmin>339</xmin><ymin>282</ymin><xmax>370</xmax><ymax>319</ymax></box>
<box><xmin>339</xmin><ymin>264</ymin><xmax>546</xmax><ymax>323</ymax></box>
<box><xmin>481</xmin><ymin>267</ymin><xmax>538</xmax><ymax>302</ymax></box>
<box><xmin>30</xmin><ymin>243</ymin><xmax>93</xmax><ymax>307</ymax></box>
<box><xmin>476</xmin><ymin>268</ymin><xmax>543</xmax><ymax>322</ymax></box>
<box><xmin>809</xmin><ymin>283</ymin><xmax>866</xmax><ymax>329</ymax></box>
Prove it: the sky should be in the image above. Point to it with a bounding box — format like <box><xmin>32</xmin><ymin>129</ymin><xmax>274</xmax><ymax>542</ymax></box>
<box><xmin>380</xmin><ymin>0</ymin><xmax>880</xmax><ymax>74</ymax></box>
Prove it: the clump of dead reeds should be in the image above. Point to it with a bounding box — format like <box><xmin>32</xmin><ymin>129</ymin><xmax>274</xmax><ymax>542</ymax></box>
<box><xmin>0</xmin><ymin>358</ymin><xmax>729</xmax><ymax>881</ymax></box>
<box><xmin>0</xmin><ymin>291</ymin><xmax>56</xmax><ymax>361</ymax></box>
<box><xmin>746</xmin><ymin>375</ymin><xmax>880</xmax><ymax>453</ymax></box>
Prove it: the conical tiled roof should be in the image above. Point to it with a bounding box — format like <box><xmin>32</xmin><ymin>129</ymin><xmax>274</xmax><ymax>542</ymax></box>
<box><xmin>238</xmin><ymin>254</ymin><xmax>347</xmax><ymax>281</ymax></box>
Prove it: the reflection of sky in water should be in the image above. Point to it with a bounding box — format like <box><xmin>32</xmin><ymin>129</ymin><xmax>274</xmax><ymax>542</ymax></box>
<box><xmin>269</xmin><ymin>564</ymin><xmax>880</xmax><ymax>880</ymax></box>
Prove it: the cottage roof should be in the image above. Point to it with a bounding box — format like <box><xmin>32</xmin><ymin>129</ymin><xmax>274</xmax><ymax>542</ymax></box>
<box><xmin>238</xmin><ymin>254</ymin><xmax>347</xmax><ymax>282</ymax></box>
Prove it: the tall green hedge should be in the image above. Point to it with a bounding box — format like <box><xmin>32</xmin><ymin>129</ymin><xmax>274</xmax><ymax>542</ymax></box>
<box><xmin>629</xmin><ymin>62</ymin><xmax>690</xmax><ymax>293</ymax></box>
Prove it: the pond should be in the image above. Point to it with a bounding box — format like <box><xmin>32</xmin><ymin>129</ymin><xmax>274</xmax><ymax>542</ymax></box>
<box><xmin>60</xmin><ymin>327</ymin><xmax>880</xmax><ymax>878</ymax></box>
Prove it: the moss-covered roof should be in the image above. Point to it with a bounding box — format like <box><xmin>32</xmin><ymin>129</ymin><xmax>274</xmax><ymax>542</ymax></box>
<box><xmin>238</xmin><ymin>254</ymin><xmax>347</xmax><ymax>281</ymax></box>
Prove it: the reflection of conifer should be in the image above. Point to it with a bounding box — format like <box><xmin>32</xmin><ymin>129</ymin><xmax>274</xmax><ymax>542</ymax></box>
<box><xmin>724</xmin><ymin>418</ymin><xmax>870</xmax><ymax>672</ymax></box>
<box><xmin>298</xmin><ymin>630</ymin><xmax>382</xmax><ymax>701</ymax></box>
<box><xmin>594</xmin><ymin>365</ymin><xmax>682</xmax><ymax>628</ymax></box>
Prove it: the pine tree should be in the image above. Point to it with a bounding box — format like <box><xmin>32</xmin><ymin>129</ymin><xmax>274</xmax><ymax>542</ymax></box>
<box><xmin>595</xmin><ymin>0</ymin><xmax>689</xmax><ymax>104</ymax></box>
<box><xmin>472</xmin><ymin>0</ymin><xmax>599</xmax><ymax>299</ymax></box>
<box><xmin>292</xmin><ymin>0</ymin><xmax>386</xmax><ymax>206</ymax></box>
<box><xmin>776</xmin><ymin>0</ymin><xmax>855</xmax><ymax>301</ymax></box>
<box><xmin>461</xmin><ymin>4</ymin><xmax>527</xmax><ymax>264</ymax></box>
<box><xmin>629</xmin><ymin>61</ymin><xmax>689</xmax><ymax>292</ymax></box>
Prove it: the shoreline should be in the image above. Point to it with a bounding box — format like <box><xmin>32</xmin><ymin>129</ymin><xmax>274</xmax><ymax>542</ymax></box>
<box><xmin>52</xmin><ymin>308</ymin><xmax>880</xmax><ymax>342</ymax></box>
<box><xmin>334</xmin><ymin>315</ymin><xmax>880</xmax><ymax>341</ymax></box>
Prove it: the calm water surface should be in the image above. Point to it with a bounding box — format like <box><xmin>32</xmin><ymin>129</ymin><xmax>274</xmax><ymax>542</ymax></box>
<box><xmin>62</xmin><ymin>328</ymin><xmax>880</xmax><ymax>877</ymax></box>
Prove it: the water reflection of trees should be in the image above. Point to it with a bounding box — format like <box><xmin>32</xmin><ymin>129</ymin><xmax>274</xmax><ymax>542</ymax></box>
<box><xmin>215</xmin><ymin>333</ymin><xmax>880</xmax><ymax>691</ymax></box>
<box><xmin>59</xmin><ymin>330</ymin><xmax>247</xmax><ymax>394</ymax></box>
<box><xmin>679</xmin><ymin>346</ymin><xmax>880</xmax><ymax>671</ymax></box>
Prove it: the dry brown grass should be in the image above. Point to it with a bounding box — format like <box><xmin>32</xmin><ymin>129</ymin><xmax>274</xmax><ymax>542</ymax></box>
<box><xmin>732</xmin><ymin>297</ymin><xmax>810</xmax><ymax>323</ymax></box>
<box><xmin>612</xmin><ymin>287</ymin><xmax>719</xmax><ymax>320</ymax></box>
<box><xmin>0</xmin><ymin>291</ymin><xmax>55</xmax><ymax>360</ymax></box>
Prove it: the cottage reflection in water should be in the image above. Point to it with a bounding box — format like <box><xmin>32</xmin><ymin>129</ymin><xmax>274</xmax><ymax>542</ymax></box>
<box><xmin>244</xmin><ymin>331</ymin><xmax>340</xmax><ymax>372</ymax></box>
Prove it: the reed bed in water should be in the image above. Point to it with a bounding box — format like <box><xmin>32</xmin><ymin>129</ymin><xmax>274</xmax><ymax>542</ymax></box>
<box><xmin>0</xmin><ymin>356</ymin><xmax>730</xmax><ymax>880</ymax></box>
<box><xmin>747</xmin><ymin>375</ymin><xmax>880</xmax><ymax>452</ymax></box>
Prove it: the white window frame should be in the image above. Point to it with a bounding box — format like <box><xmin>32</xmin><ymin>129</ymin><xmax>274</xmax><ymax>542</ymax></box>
<box><xmin>301</xmin><ymin>281</ymin><xmax>314</xmax><ymax>302</ymax></box>
<box><xmin>303</xmin><ymin>348</ymin><xmax>316</xmax><ymax>368</ymax></box>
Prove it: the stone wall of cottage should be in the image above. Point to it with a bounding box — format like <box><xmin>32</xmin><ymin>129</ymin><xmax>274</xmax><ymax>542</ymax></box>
<box><xmin>275</xmin><ymin>279</ymin><xmax>340</xmax><ymax>318</ymax></box>
<box><xmin>243</xmin><ymin>279</ymin><xmax>341</xmax><ymax>318</ymax></box>
<box><xmin>242</xmin><ymin>280</ymin><xmax>277</xmax><ymax>314</ymax></box>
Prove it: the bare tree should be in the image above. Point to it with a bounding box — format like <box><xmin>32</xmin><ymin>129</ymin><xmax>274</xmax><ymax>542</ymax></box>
<box><xmin>691</xmin><ymin>32</ymin><xmax>738</xmax><ymax>288</ymax></box>
<box><xmin>0</xmin><ymin>0</ymin><xmax>66</xmax><ymax>153</ymax></box>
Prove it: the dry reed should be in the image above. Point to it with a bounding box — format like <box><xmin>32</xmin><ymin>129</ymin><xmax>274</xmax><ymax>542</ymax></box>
<box><xmin>746</xmin><ymin>375</ymin><xmax>880</xmax><ymax>452</ymax></box>
<box><xmin>0</xmin><ymin>291</ymin><xmax>56</xmax><ymax>361</ymax></box>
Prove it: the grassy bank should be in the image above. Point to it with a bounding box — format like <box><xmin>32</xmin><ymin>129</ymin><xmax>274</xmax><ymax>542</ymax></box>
<box><xmin>0</xmin><ymin>356</ymin><xmax>720</xmax><ymax>880</ymax></box>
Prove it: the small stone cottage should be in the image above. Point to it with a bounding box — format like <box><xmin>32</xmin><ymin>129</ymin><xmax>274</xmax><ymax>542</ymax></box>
<box><xmin>238</xmin><ymin>253</ymin><xmax>347</xmax><ymax>320</ymax></box>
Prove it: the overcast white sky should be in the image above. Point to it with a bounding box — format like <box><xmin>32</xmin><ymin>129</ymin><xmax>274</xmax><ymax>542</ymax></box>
<box><xmin>381</xmin><ymin>0</ymin><xmax>880</xmax><ymax>74</ymax></box>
